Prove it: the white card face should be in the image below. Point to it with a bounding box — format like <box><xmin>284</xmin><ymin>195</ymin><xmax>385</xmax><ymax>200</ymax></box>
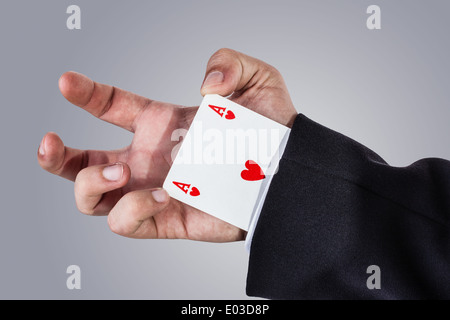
<box><xmin>163</xmin><ymin>94</ymin><xmax>290</xmax><ymax>231</ymax></box>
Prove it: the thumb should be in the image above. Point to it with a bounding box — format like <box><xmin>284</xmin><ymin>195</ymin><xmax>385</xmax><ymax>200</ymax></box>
<box><xmin>200</xmin><ymin>48</ymin><xmax>281</xmax><ymax>97</ymax></box>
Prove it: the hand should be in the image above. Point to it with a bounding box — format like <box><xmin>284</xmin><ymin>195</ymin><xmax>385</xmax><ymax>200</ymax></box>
<box><xmin>37</xmin><ymin>48</ymin><xmax>297</xmax><ymax>242</ymax></box>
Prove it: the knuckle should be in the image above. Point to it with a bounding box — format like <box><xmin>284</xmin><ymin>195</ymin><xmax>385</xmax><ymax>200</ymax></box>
<box><xmin>74</xmin><ymin>168</ymin><xmax>89</xmax><ymax>189</ymax></box>
<box><xmin>268</xmin><ymin>64</ymin><xmax>282</xmax><ymax>77</ymax></box>
<box><xmin>120</xmin><ymin>192</ymin><xmax>142</xmax><ymax>216</ymax></box>
<box><xmin>263</xmin><ymin>63</ymin><xmax>282</xmax><ymax>79</ymax></box>
<box><xmin>259</xmin><ymin>63</ymin><xmax>284</xmax><ymax>88</ymax></box>
<box><xmin>108</xmin><ymin>192</ymin><xmax>144</xmax><ymax>236</ymax></box>
<box><xmin>74</xmin><ymin>171</ymin><xmax>96</xmax><ymax>216</ymax></box>
<box><xmin>213</xmin><ymin>47</ymin><xmax>235</xmax><ymax>57</ymax></box>
<box><xmin>209</xmin><ymin>48</ymin><xmax>236</xmax><ymax>65</ymax></box>
<box><xmin>75</xmin><ymin>201</ymin><xmax>95</xmax><ymax>216</ymax></box>
<box><xmin>107</xmin><ymin>214</ymin><xmax>122</xmax><ymax>235</ymax></box>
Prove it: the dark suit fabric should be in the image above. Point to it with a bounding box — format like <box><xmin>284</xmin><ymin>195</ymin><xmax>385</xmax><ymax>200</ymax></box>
<box><xmin>247</xmin><ymin>114</ymin><xmax>450</xmax><ymax>299</ymax></box>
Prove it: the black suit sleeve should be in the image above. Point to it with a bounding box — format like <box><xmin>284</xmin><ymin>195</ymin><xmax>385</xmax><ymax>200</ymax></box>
<box><xmin>246</xmin><ymin>114</ymin><xmax>450</xmax><ymax>299</ymax></box>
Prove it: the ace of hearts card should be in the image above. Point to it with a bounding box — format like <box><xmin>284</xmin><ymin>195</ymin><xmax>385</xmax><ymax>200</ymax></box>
<box><xmin>163</xmin><ymin>94</ymin><xmax>291</xmax><ymax>231</ymax></box>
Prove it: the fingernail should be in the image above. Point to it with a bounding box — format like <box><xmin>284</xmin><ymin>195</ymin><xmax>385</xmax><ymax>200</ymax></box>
<box><xmin>202</xmin><ymin>71</ymin><xmax>224</xmax><ymax>89</ymax></box>
<box><xmin>152</xmin><ymin>189</ymin><xmax>168</xmax><ymax>203</ymax></box>
<box><xmin>103</xmin><ymin>163</ymin><xmax>123</xmax><ymax>181</ymax></box>
<box><xmin>38</xmin><ymin>136</ymin><xmax>46</xmax><ymax>156</ymax></box>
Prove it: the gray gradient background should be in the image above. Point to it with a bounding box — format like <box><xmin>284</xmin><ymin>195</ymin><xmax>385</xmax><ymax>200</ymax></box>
<box><xmin>0</xmin><ymin>0</ymin><xmax>449</xmax><ymax>299</ymax></box>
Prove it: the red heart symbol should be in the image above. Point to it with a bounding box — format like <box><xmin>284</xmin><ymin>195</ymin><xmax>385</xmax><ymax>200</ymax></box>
<box><xmin>225</xmin><ymin>110</ymin><xmax>235</xmax><ymax>120</ymax></box>
<box><xmin>241</xmin><ymin>160</ymin><xmax>265</xmax><ymax>181</ymax></box>
<box><xmin>189</xmin><ymin>187</ymin><xmax>200</xmax><ymax>197</ymax></box>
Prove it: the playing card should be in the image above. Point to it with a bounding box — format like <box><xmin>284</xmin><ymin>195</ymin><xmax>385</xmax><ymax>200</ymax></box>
<box><xmin>163</xmin><ymin>94</ymin><xmax>291</xmax><ymax>231</ymax></box>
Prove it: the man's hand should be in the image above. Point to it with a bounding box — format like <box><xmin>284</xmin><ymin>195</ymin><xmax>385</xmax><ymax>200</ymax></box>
<box><xmin>37</xmin><ymin>48</ymin><xmax>297</xmax><ymax>242</ymax></box>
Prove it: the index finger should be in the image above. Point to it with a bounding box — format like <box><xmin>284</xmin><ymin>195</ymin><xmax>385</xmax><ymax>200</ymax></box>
<box><xmin>59</xmin><ymin>71</ymin><xmax>152</xmax><ymax>132</ymax></box>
